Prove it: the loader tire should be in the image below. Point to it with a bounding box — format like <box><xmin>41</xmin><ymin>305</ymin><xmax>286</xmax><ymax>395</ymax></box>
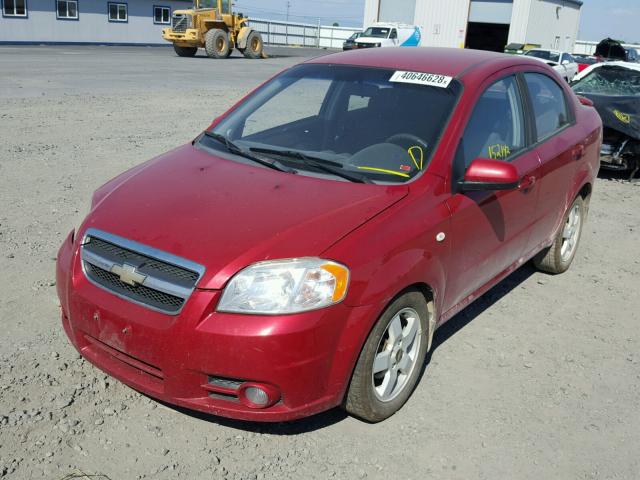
<box><xmin>173</xmin><ymin>45</ymin><xmax>198</xmax><ymax>57</ymax></box>
<box><xmin>205</xmin><ymin>29</ymin><xmax>230</xmax><ymax>59</ymax></box>
<box><xmin>243</xmin><ymin>31</ymin><xmax>263</xmax><ymax>59</ymax></box>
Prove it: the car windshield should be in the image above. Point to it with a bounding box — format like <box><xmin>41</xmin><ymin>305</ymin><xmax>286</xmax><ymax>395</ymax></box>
<box><xmin>572</xmin><ymin>66</ymin><xmax>640</xmax><ymax>96</ymax></box>
<box><xmin>348</xmin><ymin>32</ymin><xmax>361</xmax><ymax>40</ymax></box>
<box><xmin>526</xmin><ymin>50</ymin><xmax>560</xmax><ymax>63</ymax></box>
<box><xmin>198</xmin><ymin>64</ymin><xmax>461</xmax><ymax>183</ymax></box>
<box><xmin>362</xmin><ymin>27</ymin><xmax>390</xmax><ymax>38</ymax></box>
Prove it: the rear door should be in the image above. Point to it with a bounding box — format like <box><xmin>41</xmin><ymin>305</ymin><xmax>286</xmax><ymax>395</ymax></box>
<box><xmin>521</xmin><ymin>72</ymin><xmax>582</xmax><ymax>253</ymax></box>
<box><xmin>444</xmin><ymin>74</ymin><xmax>540</xmax><ymax>312</ymax></box>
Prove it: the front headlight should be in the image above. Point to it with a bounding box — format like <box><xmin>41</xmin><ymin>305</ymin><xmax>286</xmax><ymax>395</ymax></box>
<box><xmin>217</xmin><ymin>258</ymin><xmax>349</xmax><ymax>314</ymax></box>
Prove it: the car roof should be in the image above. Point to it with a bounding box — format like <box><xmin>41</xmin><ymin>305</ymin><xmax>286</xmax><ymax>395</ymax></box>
<box><xmin>307</xmin><ymin>47</ymin><xmax>546</xmax><ymax>80</ymax></box>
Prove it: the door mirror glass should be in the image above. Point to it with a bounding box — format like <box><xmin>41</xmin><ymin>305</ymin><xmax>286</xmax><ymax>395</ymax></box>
<box><xmin>458</xmin><ymin>158</ymin><xmax>520</xmax><ymax>192</ymax></box>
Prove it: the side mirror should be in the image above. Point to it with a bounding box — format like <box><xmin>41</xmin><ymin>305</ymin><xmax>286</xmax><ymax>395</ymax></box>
<box><xmin>458</xmin><ymin>158</ymin><xmax>520</xmax><ymax>192</ymax></box>
<box><xmin>562</xmin><ymin>59</ymin><xmax>571</xmax><ymax>65</ymax></box>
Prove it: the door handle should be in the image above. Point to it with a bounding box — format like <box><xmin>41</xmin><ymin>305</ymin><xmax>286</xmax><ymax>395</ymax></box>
<box><xmin>572</xmin><ymin>144</ymin><xmax>585</xmax><ymax>161</ymax></box>
<box><xmin>519</xmin><ymin>175</ymin><xmax>536</xmax><ymax>191</ymax></box>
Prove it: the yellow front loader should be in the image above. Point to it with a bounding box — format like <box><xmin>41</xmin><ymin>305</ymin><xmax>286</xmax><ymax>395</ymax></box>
<box><xmin>162</xmin><ymin>0</ymin><xmax>264</xmax><ymax>59</ymax></box>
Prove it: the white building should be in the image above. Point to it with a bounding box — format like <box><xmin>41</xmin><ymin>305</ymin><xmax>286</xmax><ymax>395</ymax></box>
<box><xmin>363</xmin><ymin>0</ymin><xmax>582</xmax><ymax>52</ymax></box>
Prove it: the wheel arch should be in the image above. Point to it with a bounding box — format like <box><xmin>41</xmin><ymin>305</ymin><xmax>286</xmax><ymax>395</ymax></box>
<box><xmin>330</xmin><ymin>281</ymin><xmax>439</xmax><ymax>408</ymax></box>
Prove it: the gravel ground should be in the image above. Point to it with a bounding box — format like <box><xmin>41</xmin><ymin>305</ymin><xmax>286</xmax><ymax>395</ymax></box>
<box><xmin>1</xmin><ymin>46</ymin><xmax>639</xmax><ymax>480</ymax></box>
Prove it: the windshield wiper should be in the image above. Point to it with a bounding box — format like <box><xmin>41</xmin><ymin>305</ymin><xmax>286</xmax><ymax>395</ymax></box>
<box><xmin>203</xmin><ymin>131</ymin><xmax>296</xmax><ymax>174</ymax></box>
<box><xmin>249</xmin><ymin>147</ymin><xmax>373</xmax><ymax>184</ymax></box>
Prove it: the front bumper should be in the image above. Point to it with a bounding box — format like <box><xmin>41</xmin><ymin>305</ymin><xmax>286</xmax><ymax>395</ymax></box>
<box><xmin>56</xmin><ymin>230</ymin><xmax>376</xmax><ymax>422</ymax></box>
<box><xmin>162</xmin><ymin>28</ymin><xmax>200</xmax><ymax>45</ymax></box>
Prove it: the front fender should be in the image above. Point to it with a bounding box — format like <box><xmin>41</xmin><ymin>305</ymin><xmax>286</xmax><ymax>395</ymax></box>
<box><xmin>236</xmin><ymin>26</ymin><xmax>252</xmax><ymax>49</ymax></box>
<box><xmin>323</xmin><ymin>175</ymin><xmax>451</xmax><ymax>322</ymax></box>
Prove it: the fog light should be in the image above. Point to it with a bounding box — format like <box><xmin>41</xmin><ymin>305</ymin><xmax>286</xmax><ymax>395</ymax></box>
<box><xmin>238</xmin><ymin>382</ymin><xmax>280</xmax><ymax>409</ymax></box>
<box><xmin>245</xmin><ymin>387</ymin><xmax>268</xmax><ymax>406</ymax></box>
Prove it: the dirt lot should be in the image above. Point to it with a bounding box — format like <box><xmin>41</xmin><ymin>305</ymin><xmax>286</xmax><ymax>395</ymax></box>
<box><xmin>1</xmin><ymin>46</ymin><xmax>639</xmax><ymax>480</ymax></box>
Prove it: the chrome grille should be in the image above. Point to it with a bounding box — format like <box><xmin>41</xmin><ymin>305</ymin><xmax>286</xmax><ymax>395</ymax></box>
<box><xmin>80</xmin><ymin>228</ymin><xmax>205</xmax><ymax>315</ymax></box>
<box><xmin>172</xmin><ymin>14</ymin><xmax>189</xmax><ymax>32</ymax></box>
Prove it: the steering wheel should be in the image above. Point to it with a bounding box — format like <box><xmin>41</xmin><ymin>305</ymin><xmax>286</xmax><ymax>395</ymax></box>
<box><xmin>385</xmin><ymin>133</ymin><xmax>428</xmax><ymax>150</ymax></box>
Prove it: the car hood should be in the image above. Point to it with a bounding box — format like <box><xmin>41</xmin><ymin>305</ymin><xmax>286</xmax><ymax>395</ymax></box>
<box><xmin>82</xmin><ymin>144</ymin><xmax>408</xmax><ymax>289</ymax></box>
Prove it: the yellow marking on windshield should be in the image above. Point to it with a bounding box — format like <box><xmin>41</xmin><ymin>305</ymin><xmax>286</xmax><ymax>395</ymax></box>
<box><xmin>408</xmin><ymin>146</ymin><xmax>424</xmax><ymax>170</ymax></box>
<box><xmin>357</xmin><ymin>166</ymin><xmax>410</xmax><ymax>178</ymax></box>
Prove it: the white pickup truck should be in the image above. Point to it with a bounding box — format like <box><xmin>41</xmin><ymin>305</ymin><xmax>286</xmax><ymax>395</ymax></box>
<box><xmin>354</xmin><ymin>23</ymin><xmax>422</xmax><ymax>49</ymax></box>
<box><xmin>524</xmin><ymin>49</ymin><xmax>579</xmax><ymax>82</ymax></box>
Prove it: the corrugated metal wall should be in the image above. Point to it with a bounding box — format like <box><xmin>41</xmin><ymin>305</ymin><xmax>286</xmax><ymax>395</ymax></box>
<box><xmin>524</xmin><ymin>0</ymin><xmax>581</xmax><ymax>50</ymax></box>
<box><xmin>362</xmin><ymin>0</ymin><xmax>379</xmax><ymax>27</ymax></box>
<box><xmin>0</xmin><ymin>0</ymin><xmax>191</xmax><ymax>44</ymax></box>
<box><xmin>507</xmin><ymin>0</ymin><xmax>532</xmax><ymax>44</ymax></box>
<box><xmin>413</xmin><ymin>0</ymin><xmax>471</xmax><ymax>48</ymax></box>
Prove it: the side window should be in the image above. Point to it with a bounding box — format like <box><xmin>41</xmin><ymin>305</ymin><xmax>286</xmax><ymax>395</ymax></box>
<box><xmin>242</xmin><ymin>77</ymin><xmax>331</xmax><ymax>137</ymax></box>
<box><xmin>458</xmin><ymin>76</ymin><xmax>526</xmax><ymax>169</ymax></box>
<box><xmin>153</xmin><ymin>6</ymin><xmax>170</xmax><ymax>24</ymax></box>
<box><xmin>389</xmin><ymin>29</ymin><xmax>397</xmax><ymax>39</ymax></box>
<box><xmin>561</xmin><ymin>53</ymin><xmax>569</xmax><ymax>63</ymax></box>
<box><xmin>3</xmin><ymin>0</ymin><xmax>27</xmax><ymax>16</ymax></box>
<box><xmin>57</xmin><ymin>0</ymin><xmax>78</xmax><ymax>19</ymax></box>
<box><xmin>108</xmin><ymin>2</ymin><xmax>127</xmax><ymax>22</ymax></box>
<box><xmin>524</xmin><ymin>73</ymin><xmax>570</xmax><ymax>141</ymax></box>
<box><xmin>220</xmin><ymin>0</ymin><xmax>230</xmax><ymax>14</ymax></box>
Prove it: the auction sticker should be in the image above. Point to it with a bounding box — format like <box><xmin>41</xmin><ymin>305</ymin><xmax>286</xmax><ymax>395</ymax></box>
<box><xmin>390</xmin><ymin>71</ymin><xmax>453</xmax><ymax>88</ymax></box>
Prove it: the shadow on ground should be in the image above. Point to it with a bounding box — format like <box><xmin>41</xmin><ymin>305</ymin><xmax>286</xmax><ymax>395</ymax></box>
<box><xmin>156</xmin><ymin>264</ymin><xmax>537</xmax><ymax>434</ymax></box>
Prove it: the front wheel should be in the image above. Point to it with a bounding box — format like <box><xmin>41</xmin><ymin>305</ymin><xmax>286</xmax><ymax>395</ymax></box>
<box><xmin>344</xmin><ymin>290</ymin><xmax>430</xmax><ymax>422</ymax></box>
<box><xmin>173</xmin><ymin>45</ymin><xmax>198</xmax><ymax>57</ymax></box>
<box><xmin>533</xmin><ymin>196</ymin><xmax>585</xmax><ymax>274</ymax></box>
<box><xmin>242</xmin><ymin>31</ymin><xmax>263</xmax><ymax>59</ymax></box>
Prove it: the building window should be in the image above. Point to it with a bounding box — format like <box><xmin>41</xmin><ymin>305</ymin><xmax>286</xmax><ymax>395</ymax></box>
<box><xmin>153</xmin><ymin>5</ymin><xmax>170</xmax><ymax>24</ymax></box>
<box><xmin>108</xmin><ymin>2</ymin><xmax>127</xmax><ymax>22</ymax></box>
<box><xmin>56</xmin><ymin>0</ymin><xmax>78</xmax><ymax>19</ymax></box>
<box><xmin>2</xmin><ymin>0</ymin><xmax>28</xmax><ymax>17</ymax></box>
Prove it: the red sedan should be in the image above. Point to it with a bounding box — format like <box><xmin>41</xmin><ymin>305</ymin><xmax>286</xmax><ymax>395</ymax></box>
<box><xmin>56</xmin><ymin>48</ymin><xmax>601</xmax><ymax>422</ymax></box>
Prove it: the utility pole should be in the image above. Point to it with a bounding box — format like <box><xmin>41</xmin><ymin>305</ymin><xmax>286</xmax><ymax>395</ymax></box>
<box><xmin>285</xmin><ymin>0</ymin><xmax>290</xmax><ymax>46</ymax></box>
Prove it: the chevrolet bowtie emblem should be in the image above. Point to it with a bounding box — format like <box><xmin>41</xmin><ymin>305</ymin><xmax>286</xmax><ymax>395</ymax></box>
<box><xmin>110</xmin><ymin>263</ymin><xmax>147</xmax><ymax>286</ymax></box>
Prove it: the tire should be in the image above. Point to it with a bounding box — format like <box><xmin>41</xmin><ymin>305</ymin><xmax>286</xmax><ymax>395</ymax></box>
<box><xmin>533</xmin><ymin>196</ymin><xmax>585</xmax><ymax>274</ymax></box>
<box><xmin>173</xmin><ymin>45</ymin><xmax>198</xmax><ymax>57</ymax></box>
<box><xmin>344</xmin><ymin>290</ymin><xmax>430</xmax><ymax>422</ymax></box>
<box><xmin>204</xmin><ymin>29</ymin><xmax>230</xmax><ymax>59</ymax></box>
<box><xmin>242</xmin><ymin>31</ymin><xmax>263</xmax><ymax>59</ymax></box>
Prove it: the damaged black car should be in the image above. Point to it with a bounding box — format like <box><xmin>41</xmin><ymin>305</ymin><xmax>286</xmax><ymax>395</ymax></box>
<box><xmin>572</xmin><ymin>62</ymin><xmax>640</xmax><ymax>179</ymax></box>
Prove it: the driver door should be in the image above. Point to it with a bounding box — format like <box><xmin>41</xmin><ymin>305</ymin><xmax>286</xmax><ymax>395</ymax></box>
<box><xmin>443</xmin><ymin>74</ymin><xmax>541</xmax><ymax>314</ymax></box>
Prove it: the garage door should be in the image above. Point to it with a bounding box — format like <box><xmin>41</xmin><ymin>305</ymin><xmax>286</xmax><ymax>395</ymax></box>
<box><xmin>469</xmin><ymin>0</ymin><xmax>513</xmax><ymax>25</ymax></box>
<box><xmin>378</xmin><ymin>0</ymin><xmax>416</xmax><ymax>25</ymax></box>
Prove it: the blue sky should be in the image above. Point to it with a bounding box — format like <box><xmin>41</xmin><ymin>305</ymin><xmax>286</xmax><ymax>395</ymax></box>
<box><xmin>579</xmin><ymin>0</ymin><xmax>639</xmax><ymax>42</ymax></box>
<box><xmin>234</xmin><ymin>0</ymin><xmax>637</xmax><ymax>42</ymax></box>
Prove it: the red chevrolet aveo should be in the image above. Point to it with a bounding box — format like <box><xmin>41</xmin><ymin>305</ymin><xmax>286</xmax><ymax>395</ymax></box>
<box><xmin>56</xmin><ymin>48</ymin><xmax>601</xmax><ymax>422</ymax></box>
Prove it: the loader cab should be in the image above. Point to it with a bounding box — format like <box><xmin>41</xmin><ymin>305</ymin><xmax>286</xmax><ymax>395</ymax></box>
<box><xmin>194</xmin><ymin>0</ymin><xmax>230</xmax><ymax>13</ymax></box>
